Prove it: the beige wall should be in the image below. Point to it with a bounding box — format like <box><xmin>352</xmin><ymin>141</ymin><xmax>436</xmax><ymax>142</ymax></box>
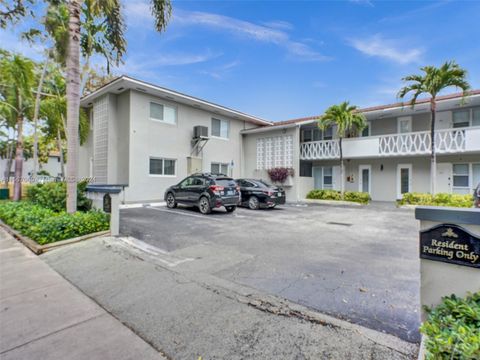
<box><xmin>124</xmin><ymin>90</ymin><xmax>252</xmax><ymax>202</ymax></box>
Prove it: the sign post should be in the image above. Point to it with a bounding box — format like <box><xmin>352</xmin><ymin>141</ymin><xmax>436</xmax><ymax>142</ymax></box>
<box><xmin>86</xmin><ymin>184</ymin><xmax>126</xmax><ymax>236</ymax></box>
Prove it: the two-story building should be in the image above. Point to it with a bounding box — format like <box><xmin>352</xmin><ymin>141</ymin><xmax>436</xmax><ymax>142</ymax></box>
<box><xmin>80</xmin><ymin>76</ymin><xmax>480</xmax><ymax>203</ymax></box>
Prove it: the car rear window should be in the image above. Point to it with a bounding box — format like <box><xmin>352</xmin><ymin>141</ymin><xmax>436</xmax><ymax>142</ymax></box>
<box><xmin>214</xmin><ymin>178</ymin><xmax>236</xmax><ymax>187</ymax></box>
<box><xmin>257</xmin><ymin>180</ymin><xmax>272</xmax><ymax>187</ymax></box>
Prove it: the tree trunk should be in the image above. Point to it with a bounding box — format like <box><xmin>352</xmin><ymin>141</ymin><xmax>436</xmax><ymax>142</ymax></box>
<box><xmin>430</xmin><ymin>99</ymin><xmax>437</xmax><ymax>195</ymax></box>
<box><xmin>66</xmin><ymin>0</ymin><xmax>83</xmax><ymax>213</ymax></box>
<box><xmin>339</xmin><ymin>136</ymin><xmax>344</xmax><ymax>199</ymax></box>
<box><xmin>57</xmin><ymin>127</ymin><xmax>65</xmax><ymax>178</ymax></box>
<box><xmin>3</xmin><ymin>133</ymin><xmax>15</xmax><ymax>188</ymax></box>
<box><xmin>32</xmin><ymin>58</ymin><xmax>49</xmax><ymax>178</ymax></box>
<box><xmin>13</xmin><ymin>112</ymin><xmax>24</xmax><ymax>201</ymax></box>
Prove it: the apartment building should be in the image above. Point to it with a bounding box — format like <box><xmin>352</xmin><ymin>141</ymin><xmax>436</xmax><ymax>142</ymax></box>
<box><xmin>79</xmin><ymin>76</ymin><xmax>270</xmax><ymax>203</ymax></box>
<box><xmin>80</xmin><ymin>76</ymin><xmax>480</xmax><ymax>203</ymax></box>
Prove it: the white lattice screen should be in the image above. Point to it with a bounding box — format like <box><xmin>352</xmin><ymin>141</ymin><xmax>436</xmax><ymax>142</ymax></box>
<box><xmin>256</xmin><ymin>135</ymin><xmax>293</xmax><ymax>169</ymax></box>
<box><xmin>93</xmin><ymin>96</ymin><xmax>108</xmax><ymax>183</ymax></box>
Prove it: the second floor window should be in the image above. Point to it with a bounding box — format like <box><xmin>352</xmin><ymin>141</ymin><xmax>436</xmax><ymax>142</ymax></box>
<box><xmin>453</xmin><ymin>110</ymin><xmax>469</xmax><ymax>128</ymax></box>
<box><xmin>212</xmin><ymin>118</ymin><xmax>229</xmax><ymax>138</ymax></box>
<box><xmin>150</xmin><ymin>102</ymin><xmax>177</xmax><ymax>124</ymax></box>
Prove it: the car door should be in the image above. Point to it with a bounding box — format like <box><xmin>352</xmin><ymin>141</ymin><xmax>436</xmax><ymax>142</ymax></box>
<box><xmin>176</xmin><ymin>177</ymin><xmax>193</xmax><ymax>202</ymax></box>
<box><xmin>188</xmin><ymin>176</ymin><xmax>206</xmax><ymax>203</ymax></box>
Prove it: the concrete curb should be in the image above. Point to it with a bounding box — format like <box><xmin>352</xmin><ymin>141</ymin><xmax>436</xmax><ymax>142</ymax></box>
<box><xmin>0</xmin><ymin>220</ymin><xmax>109</xmax><ymax>254</ymax></box>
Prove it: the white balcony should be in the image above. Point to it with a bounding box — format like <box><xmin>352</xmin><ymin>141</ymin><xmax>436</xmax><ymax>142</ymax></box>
<box><xmin>300</xmin><ymin>127</ymin><xmax>480</xmax><ymax>160</ymax></box>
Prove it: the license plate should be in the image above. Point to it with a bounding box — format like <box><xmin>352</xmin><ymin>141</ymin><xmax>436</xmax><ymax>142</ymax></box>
<box><xmin>227</xmin><ymin>190</ymin><xmax>234</xmax><ymax>196</ymax></box>
<box><xmin>277</xmin><ymin>192</ymin><xmax>283</xmax><ymax>197</ymax></box>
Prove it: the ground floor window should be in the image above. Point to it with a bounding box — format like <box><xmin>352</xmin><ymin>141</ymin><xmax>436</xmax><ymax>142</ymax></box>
<box><xmin>452</xmin><ymin>163</ymin><xmax>480</xmax><ymax>194</ymax></box>
<box><xmin>314</xmin><ymin>166</ymin><xmax>333</xmax><ymax>189</ymax></box>
<box><xmin>149</xmin><ymin>157</ymin><xmax>176</xmax><ymax>176</ymax></box>
<box><xmin>211</xmin><ymin>162</ymin><xmax>229</xmax><ymax>175</ymax></box>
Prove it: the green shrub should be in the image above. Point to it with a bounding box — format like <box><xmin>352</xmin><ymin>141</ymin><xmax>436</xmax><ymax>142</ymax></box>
<box><xmin>26</xmin><ymin>181</ymin><xmax>92</xmax><ymax>212</ymax></box>
<box><xmin>0</xmin><ymin>201</ymin><xmax>109</xmax><ymax>244</ymax></box>
<box><xmin>306</xmin><ymin>189</ymin><xmax>370</xmax><ymax>204</ymax></box>
<box><xmin>420</xmin><ymin>292</ymin><xmax>480</xmax><ymax>359</ymax></box>
<box><xmin>399</xmin><ymin>192</ymin><xmax>473</xmax><ymax>208</ymax></box>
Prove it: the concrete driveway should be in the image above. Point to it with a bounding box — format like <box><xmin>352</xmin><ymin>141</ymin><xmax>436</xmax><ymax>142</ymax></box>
<box><xmin>119</xmin><ymin>202</ymin><xmax>421</xmax><ymax>343</ymax></box>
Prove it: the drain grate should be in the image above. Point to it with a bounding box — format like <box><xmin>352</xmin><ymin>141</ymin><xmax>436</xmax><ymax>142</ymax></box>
<box><xmin>327</xmin><ymin>221</ymin><xmax>353</xmax><ymax>227</ymax></box>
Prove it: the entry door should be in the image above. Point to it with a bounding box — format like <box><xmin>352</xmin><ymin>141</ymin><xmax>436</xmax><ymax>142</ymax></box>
<box><xmin>397</xmin><ymin>164</ymin><xmax>412</xmax><ymax>199</ymax></box>
<box><xmin>313</xmin><ymin>167</ymin><xmax>323</xmax><ymax>189</ymax></box>
<box><xmin>358</xmin><ymin>165</ymin><xmax>371</xmax><ymax>194</ymax></box>
<box><xmin>436</xmin><ymin>163</ymin><xmax>452</xmax><ymax>193</ymax></box>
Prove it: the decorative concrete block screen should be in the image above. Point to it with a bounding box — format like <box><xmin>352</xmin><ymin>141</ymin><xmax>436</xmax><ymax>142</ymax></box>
<box><xmin>93</xmin><ymin>95</ymin><xmax>109</xmax><ymax>183</ymax></box>
<box><xmin>256</xmin><ymin>135</ymin><xmax>293</xmax><ymax>170</ymax></box>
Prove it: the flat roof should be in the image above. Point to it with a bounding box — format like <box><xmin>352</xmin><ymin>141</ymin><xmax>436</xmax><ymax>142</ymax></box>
<box><xmin>80</xmin><ymin>76</ymin><xmax>272</xmax><ymax>126</ymax></box>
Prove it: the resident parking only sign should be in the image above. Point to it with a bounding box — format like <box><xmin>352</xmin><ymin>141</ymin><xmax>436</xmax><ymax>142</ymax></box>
<box><xmin>420</xmin><ymin>224</ymin><xmax>480</xmax><ymax>268</ymax></box>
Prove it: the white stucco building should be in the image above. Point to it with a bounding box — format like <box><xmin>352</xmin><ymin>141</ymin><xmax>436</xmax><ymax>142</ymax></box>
<box><xmin>80</xmin><ymin>76</ymin><xmax>480</xmax><ymax>203</ymax></box>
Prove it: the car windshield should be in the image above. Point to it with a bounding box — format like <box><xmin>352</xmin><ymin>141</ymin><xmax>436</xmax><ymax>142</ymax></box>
<box><xmin>215</xmin><ymin>178</ymin><xmax>236</xmax><ymax>187</ymax></box>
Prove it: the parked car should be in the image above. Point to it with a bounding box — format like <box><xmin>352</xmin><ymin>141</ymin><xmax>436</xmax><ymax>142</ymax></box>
<box><xmin>236</xmin><ymin>179</ymin><xmax>286</xmax><ymax>210</ymax></box>
<box><xmin>164</xmin><ymin>173</ymin><xmax>240</xmax><ymax>214</ymax></box>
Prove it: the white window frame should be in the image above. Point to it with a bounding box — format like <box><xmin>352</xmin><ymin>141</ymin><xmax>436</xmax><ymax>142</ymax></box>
<box><xmin>211</xmin><ymin>118</ymin><xmax>230</xmax><ymax>140</ymax></box>
<box><xmin>322</xmin><ymin>166</ymin><xmax>333</xmax><ymax>189</ymax></box>
<box><xmin>452</xmin><ymin>163</ymin><xmax>479</xmax><ymax>194</ymax></box>
<box><xmin>149</xmin><ymin>101</ymin><xmax>177</xmax><ymax>125</ymax></box>
<box><xmin>397</xmin><ymin>116</ymin><xmax>412</xmax><ymax>134</ymax></box>
<box><xmin>149</xmin><ymin>156</ymin><xmax>177</xmax><ymax>177</ymax></box>
<box><xmin>210</xmin><ymin>162</ymin><xmax>229</xmax><ymax>175</ymax></box>
<box><xmin>452</xmin><ymin>107</ymin><xmax>480</xmax><ymax>128</ymax></box>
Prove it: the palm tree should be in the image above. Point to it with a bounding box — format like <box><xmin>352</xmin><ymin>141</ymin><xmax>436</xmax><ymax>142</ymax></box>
<box><xmin>0</xmin><ymin>53</ymin><xmax>35</xmax><ymax>200</ymax></box>
<box><xmin>63</xmin><ymin>0</ymin><xmax>171</xmax><ymax>213</ymax></box>
<box><xmin>398</xmin><ymin>61</ymin><xmax>470</xmax><ymax>195</ymax></box>
<box><xmin>318</xmin><ymin>102</ymin><xmax>367</xmax><ymax>198</ymax></box>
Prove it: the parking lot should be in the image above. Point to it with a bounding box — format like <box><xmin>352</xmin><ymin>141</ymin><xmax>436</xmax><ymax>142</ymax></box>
<box><xmin>120</xmin><ymin>202</ymin><xmax>420</xmax><ymax>343</ymax></box>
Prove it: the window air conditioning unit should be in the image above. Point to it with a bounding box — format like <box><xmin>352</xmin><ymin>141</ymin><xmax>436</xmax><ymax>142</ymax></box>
<box><xmin>194</xmin><ymin>125</ymin><xmax>208</xmax><ymax>139</ymax></box>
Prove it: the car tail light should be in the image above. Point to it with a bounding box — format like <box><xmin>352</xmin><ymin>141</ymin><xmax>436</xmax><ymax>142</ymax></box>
<box><xmin>209</xmin><ymin>185</ymin><xmax>224</xmax><ymax>195</ymax></box>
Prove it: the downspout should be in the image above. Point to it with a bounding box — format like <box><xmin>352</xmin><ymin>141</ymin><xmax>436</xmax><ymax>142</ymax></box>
<box><xmin>295</xmin><ymin>123</ymin><xmax>301</xmax><ymax>202</ymax></box>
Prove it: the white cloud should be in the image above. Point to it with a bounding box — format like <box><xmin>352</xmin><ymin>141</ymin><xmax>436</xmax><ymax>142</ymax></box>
<box><xmin>348</xmin><ymin>34</ymin><xmax>423</xmax><ymax>64</ymax></box>
<box><xmin>0</xmin><ymin>30</ymin><xmax>45</xmax><ymax>59</ymax></box>
<box><xmin>200</xmin><ymin>60</ymin><xmax>241</xmax><ymax>80</ymax></box>
<box><xmin>173</xmin><ymin>9</ymin><xmax>330</xmax><ymax>62</ymax></box>
<box><xmin>260</xmin><ymin>20</ymin><xmax>294</xmax><ymax>31</ymax></box>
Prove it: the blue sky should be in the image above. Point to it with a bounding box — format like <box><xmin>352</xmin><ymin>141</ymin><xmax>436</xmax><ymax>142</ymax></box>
<box><xmin>2</xmin><ymin>0</ymin><xmax>480</xmax><ymax>121</ymax></box>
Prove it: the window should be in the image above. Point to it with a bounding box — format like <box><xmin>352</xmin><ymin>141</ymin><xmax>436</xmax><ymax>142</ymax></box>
<box><xmin>452</xmin><ymin>164</ymin><xmax>469</xmax><ymax>193</ymax></box>
<box><xmin>212</xmin><ymin>118</ymin><xmax>229</xmax><ymax>138</ymax></box>
<box><xmin>300</xmin><ymin>161</ymin><xmax>313</xmax><ymax>177</ymax></box>
<box><xmin>302</xmin><ymin>129</ymin><xmax>312</xmax><ymax>142</ymax></box>
<box><xmin>323</xmin><ymin>127</ymin><xmax>333</xmax><ymax>140</ymax></box>
<box><xmin>398</xmin><ymin>116</ymin><xmax>412</xmax><ymax>133</ymax></box>
<box><xmin>211</xmin><ymin>162</ymin><xmax>229</xmax><ymax>175</ymax></box>
<box><xmin>361</xmin><ymin>122</ymin><xmax>371</xmax><ymax>137</ymax></box>
<box><xmin>473</xmin><ymin>109</ymin><xmax>480</xmax><ymax>127</ymax></box>
<box><xmin>149</xmin><ymin>157</ymin><xmax>176</xmax><ymax>176</ymax></box>
<box><xmin>453</xmin><ymin>110</ymin><xmax>470</xmax><ymax>128</ymax></box>
<box><xmin>323</xmin><ymin>166</ymin><xmax>333</xmax><ymax>189</ymax></box>
<box><xmin>150</xmin><ymin>102</ymin><xmax>177</xmax><ymax>124</ymax></box>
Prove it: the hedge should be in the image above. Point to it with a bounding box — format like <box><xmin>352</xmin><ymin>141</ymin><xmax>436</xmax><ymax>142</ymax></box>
<box><xmin>420</xmin><ymin>292</ymin><xmax>480</xmax><ymax>359</ymax></box>
<box><xmin>0</xmin><ymin>201</ymin><xmax>109</xmax><ymax>244</ymax></box>
<box><xmin>398</xmin><ymin>192</ymin><xmax>473</xmax><ymax>208</ymax></box>
<box><xmin>26</xmin><ymin>181</ymin><xmax>92</xmax><ymax>212</ymax></box>
<box><xmin>306</xmin><ymin>189</ymin><xmax>371</xmax><ymax>204</ymax></box>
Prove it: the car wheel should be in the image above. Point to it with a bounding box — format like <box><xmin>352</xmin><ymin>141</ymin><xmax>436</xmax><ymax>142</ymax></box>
<box><xmin>248</xmin><ymin>196</ymin><xmax>260</xmax><ymax>210</ymax></box>
<box><xmin>225</xmin><ymin>206</ymin><xmax>236</xmax><ymax>213</ymax></box>
<box><xmin>166</xmin><ymin>193</ymin><xmax>177</xmax><ymax>208</ymax></box>
<box><xmin>199</xmin><ymin>196</ymin><xmax>212</xmax><ymax>214</ymax></box>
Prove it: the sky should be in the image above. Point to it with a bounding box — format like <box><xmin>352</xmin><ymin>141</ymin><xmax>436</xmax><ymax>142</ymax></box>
<box><xmin>1</xmin><ymin>0</ymin><xmax>480</xmax><ymax>122</ymax></box>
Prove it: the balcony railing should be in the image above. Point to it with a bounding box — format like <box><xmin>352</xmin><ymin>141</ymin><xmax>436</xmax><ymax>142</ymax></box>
<box><xmin>300</xmin><ymin>127</ymin><xmax>480</xmax><ymax>160</ymax></box>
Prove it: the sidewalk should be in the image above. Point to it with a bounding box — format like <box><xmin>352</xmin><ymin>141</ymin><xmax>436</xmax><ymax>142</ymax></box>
<box><xmin>0</xmin><ymin>228</ymin><xmax>166</xmax><ymax>360</ymax></box>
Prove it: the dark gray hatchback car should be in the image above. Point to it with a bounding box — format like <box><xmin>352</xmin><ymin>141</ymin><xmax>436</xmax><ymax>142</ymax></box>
<box><xmin>164</xmin><ymin>173</ymin><xmax>240</xmax><ymax>214</ymax></box>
